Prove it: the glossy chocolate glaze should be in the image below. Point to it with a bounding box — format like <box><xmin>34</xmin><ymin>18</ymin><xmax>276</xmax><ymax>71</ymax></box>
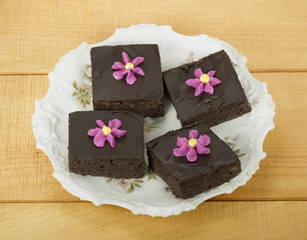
<box><xmin>163</xmin><ymin>50</ymin><xmax>250</xmax><ymax>125</ymax></box>
<box><xmin>91</xmin><ymin>44</ymin><xmax>164</xmax><ymax>102</ymax></box>
<box><xmin>146</xmin><ymin>123</ymin><xmax>240</xmax><ymax>181</ymax></box>
<box><xmin>69</xmin><ymin>111</ymin><xmax>144</xmax><ymax>162</ymax></box>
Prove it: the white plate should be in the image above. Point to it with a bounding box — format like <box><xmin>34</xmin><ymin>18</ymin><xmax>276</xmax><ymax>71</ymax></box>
<box><xmin>32</xmin><ymin>24</ymin><xmax>275</xmax><ymax>217</ymax></box>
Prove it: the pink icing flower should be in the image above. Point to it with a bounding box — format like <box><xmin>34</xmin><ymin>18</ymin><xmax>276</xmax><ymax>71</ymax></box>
<box><xmin>87</xmin><ymin>119</ymin><xmax>127</xmax><ymax>148</ymax></box>
<box><xmin>111</xmin><ymin>52</ymin><xmax>145</xmax><ymax>85</ymax></box>
<box><xmin>173</xmin><ymin>130</ymin><xmax>210</xmax><ymax>162</ymax></box>
<box><xmin>186</xmin><ymin>68</ymin><xmax>221</xmax><ymax>96</ymax></box>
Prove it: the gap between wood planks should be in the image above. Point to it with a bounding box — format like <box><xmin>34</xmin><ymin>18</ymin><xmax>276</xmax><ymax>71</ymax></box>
<box><xmin>1</xmin><ymin>199</ymin><xmax>307</xmax><ymax>204</ymax></box>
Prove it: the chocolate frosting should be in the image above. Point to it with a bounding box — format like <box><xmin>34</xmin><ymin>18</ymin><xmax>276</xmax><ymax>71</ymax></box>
<box><xmin>91</xmin><ymin>44</ymin><xmax>164</xmax><ymax>102</ymax></box>
<box><xmin>163</xmin><ymin>50</ymin><xmax>248</xmax><ymax>123</ymax></box>
<box><xmin>69</xmin><ymin>111</ymin><xmax>144</xmax><ymax>162</ymax></box>
<box><xmin>146</xmin><ymin>123</ymin><xmax>239</xmax><ymax>181</ymax></box>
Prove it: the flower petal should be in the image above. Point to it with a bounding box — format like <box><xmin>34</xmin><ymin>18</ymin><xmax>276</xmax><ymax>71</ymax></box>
<box><xmin>122</xmin><ymin>52</ymin><xmax>130</xmax><ymax>64</ymax></box>
<box><xmin>197</xmin><ymin>135</ymin><xmax>211</xmax><ymax>146</ymax></box>
<box><xmin>187</xmin><ymin>147</ymin><xmax>197</xmax><ymax>162</ymax></box>
<box><xmin>131</xmin><ymin>57</ymin><xmax>144</xmax><ymax>66</ymax></box>
<box><xmin>196</xmin><ymin>144</ymin><xmax>210</xmax><ymax>155</ymax></box>
<box><xmin>177</xmin><ymin>136</ymin><xmax>188</xmax><ymax>147</ymax></box>
<box><xmin>111</xmin><ymin>128</ymin><xmax>127</xmax><ymax>138</ymax></box>
<box><xmin>126</xmin><ymin>71</ymin><xmax>137</xmax><ymax>85</ymax></box>
<box><xmin>111</xmin><ymin>62</ymin><xmax>125</xmax><ymax>70</ymax></box>
<box><xmin>189</xmin><ymin>130</ymin><xmax>198</xmax><ymax>139</ymax></box>
<box><xmin>207</xmin><ymin>70</ymin><xmax>216</xmax><ymax>77</ymax></box>
<box><xmin>132</xmin><ymin>67</ymin><xmax>145</xmax><ymax>76</ymax></box>
<box><xmin>194</xmin><ymin>68</ymin><xmax>203</xmax><ymax>78</ymax></box>
<box><xmin>96</xmin><ymin>120</ymin><xmax>105</xmax><ymax>128</ymax></box>
<box><xmin>194</xmin><ymin>82</ymin><xmax>204</xmax><ymax>96</ymax></box>
<box><xmin>204</xmin><ymin>82</ymin><xmax>214</xmax><ymax>95</ymax></box>
<box><xmin>173</xmin><ymin>144</ymin><xmax>190</xmax><ymax>157</ymax></box>
<box><xmin>186</xmin><ymin>78</ymin><xmax>202</xmax><ymax>88</ymax></box>
<box><xmin>88</xmin><ymin>127</ymin><xmax>101</xmax><ymax>137</ymax></box>
<box><xmin>209</xmin><ymin>77</ymin><xmax>221</xmax><ymax>86</ymax></box>
<box><xmin>93</xmin><ymin>132</ymin><xmax>106</xmax><ymax>147</ymax></box>
<box><xmin>106</xmin><ymin>134</ymin><xmax>115</xmax><ymax>148</ymax></box>
<box><xmin>113</xmin><ymin>69</ymin><xmax>127</xmax><ymax>80</ymax></box>
<box><xmin>108</xmin><ymin>119</ymin><xmax>122</xmax><ymax>129</ymax></box>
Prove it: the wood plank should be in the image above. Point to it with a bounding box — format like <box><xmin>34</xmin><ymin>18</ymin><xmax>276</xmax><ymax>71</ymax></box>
<box><xmin>1</xmin><ymin>202</ymin><xmax>306</xmax><ymax>240</ymax></box>
<box><xmin>0</xmin><ymin>0</ymin><xmax>306</xmax><ymax>74</ymax></box>
<box><xmin>1</xmin><ymin>73</ymin><xmax>307</xmax><ymax>202</ymax></box>
<box><xmin>0</xmin><ymin>75</ymin><xmax>77</xmax><ymax>202</ymax></box>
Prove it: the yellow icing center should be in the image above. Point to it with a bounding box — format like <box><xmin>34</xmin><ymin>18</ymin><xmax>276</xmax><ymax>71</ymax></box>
<box><xmin>200</xmin><ymin>74</ymin><xmax>210</xmax><ymax>83</ymax></box>
<box><xmin>188</xmin><ymin>138</ymin><xmax>197</xmax><ymax>147</ymax></box>
<box><xmin>125</xmin><ymin>63</ymin><xmax>134</xmax><ymax>70</ymax></box>
<box><xmin>102</xmin><ymin>126</ymin><xmax>112</xmax><ymax>136</ymax></box>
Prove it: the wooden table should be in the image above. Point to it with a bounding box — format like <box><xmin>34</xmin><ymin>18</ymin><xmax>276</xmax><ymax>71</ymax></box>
<box><xmin>1</xmin><ymin>0</ymin><xmax>306</xmax><ymax>239</ymax></box>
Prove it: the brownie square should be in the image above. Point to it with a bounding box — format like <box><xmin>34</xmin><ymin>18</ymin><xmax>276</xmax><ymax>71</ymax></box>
<box><xmin>68</xmin><ymin>111</ymin><xmax>145</xmax><ymax>178</ymax></box>
<box><xmin>163</xmin><ymin>50</ymin><xmax>251</xmax><ymax>127</ymax></box>
<box><xmin>146</xmin><ymin>123</ymin><xmax>241</xmax><ymax>199</ymax></box>
<box><xmin>91</xmin><ymin>44</ymin><xmax>164</xmax><ymax>117</ymax></box>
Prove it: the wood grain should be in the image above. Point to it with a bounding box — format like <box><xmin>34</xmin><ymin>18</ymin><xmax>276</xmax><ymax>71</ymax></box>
<box><xmin>1</xmin><ymin>202</ymin><xmax>306</xmax><ymax>240</ymax></box>
<box><xmin>0</xmin><ymin>73</ymin><xmax>306</xmax><ymax>202</ymax></box>
<box><xmin>0</xmin><ymin>0</ymin><xmax>306</xmax><ymax>74</ymax></box>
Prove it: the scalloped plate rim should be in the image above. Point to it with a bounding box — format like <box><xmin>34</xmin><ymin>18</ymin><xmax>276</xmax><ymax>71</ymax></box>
<box><xmin>32</xmin><ymin>24</ymin><xmax>275</xmax><ymax>217</ymax></box>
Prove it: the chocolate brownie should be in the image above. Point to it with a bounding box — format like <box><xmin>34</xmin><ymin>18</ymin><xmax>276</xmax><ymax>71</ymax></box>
<box><xmin>163</xmin><ymin>50</ymin><xmax>251</xmax><ymax>127</ymax></box>
<box><xmin>68</xmin><ymin>111</ymin><xmax>145</xmax><ymax>178</ymax></box>
<box><xmin>91</xmin><ymin>44</ymin><xmax>164</xmax><ymax>117</ymax></box>
<box><xmin>146</xmin><ymin>123</ymin><xmax>241</xmax><ymax>199</ymax></box>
